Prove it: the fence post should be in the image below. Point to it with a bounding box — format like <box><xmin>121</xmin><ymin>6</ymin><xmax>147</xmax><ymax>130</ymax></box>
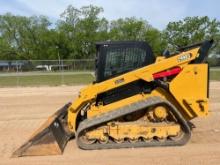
<box><xmin>61</xmin><ymin>59</ymin><xmax>64</xmax><ymax>85</ymax></box>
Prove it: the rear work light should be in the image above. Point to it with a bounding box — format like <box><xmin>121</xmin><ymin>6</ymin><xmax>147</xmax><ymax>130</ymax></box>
<box><xmin>153</xmin><ymin>67</ymin><xmax>182</xmax><ymax>79</ymax></box>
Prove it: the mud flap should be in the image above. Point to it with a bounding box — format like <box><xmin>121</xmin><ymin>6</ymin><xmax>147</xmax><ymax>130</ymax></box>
<box><xmin>12</xmin><ymin>103</ymin><xmax>72</xmax><ymax>157</ymax></box>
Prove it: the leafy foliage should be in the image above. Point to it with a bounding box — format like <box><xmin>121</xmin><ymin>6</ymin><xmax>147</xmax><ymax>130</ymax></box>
<box><xmin>163</xmin><ymin>16</ymin><xmax>220</xmax><ymax>51</ymax></box>
<box><xmin>109</xmin><ymin>17</ymin><xmax>166</xmax><ymax>54</ymax></box>
<box><xmin>0</xmin><ymin>6</ymin><xmax>219</xmax><ymax>60</ymax></box>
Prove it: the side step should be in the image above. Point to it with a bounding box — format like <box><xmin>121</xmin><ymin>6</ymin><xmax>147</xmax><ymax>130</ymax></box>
<box><xmin>12</xmin><ymin>103</ymin><xmax>72</xmax><ymax>157</ymax></box>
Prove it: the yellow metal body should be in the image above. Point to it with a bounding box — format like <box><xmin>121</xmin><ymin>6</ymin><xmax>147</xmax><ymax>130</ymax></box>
<box><xmin>67</xmin><ymin>47</ymin><xmax>209</xmax><ymax>134</ymax></box>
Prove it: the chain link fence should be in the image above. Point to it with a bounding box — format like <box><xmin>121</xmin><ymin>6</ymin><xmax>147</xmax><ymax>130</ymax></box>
<box><xmin>0</xmin><ymin>59</ymin><xmax>95</xmax><ymax>72</ymax></box>
<box><xmin>1</xmin><ymin>57</ymin><xmax>220</xmax><ymax>73</ymax></box>
<box><xmin>0</xmin><ymin>59</ymin><xmax>95</xmax><ymax>87</ymax></box>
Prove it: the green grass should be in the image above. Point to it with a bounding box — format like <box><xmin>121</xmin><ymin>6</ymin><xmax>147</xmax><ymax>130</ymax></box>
<box><xmin>0</xmin><ymin>70</ymin><xmax>219</xmax><ymax>87</ymax></box>
<box><xmin>210</xmin><ymin>70</ymin><xmax>220</xmax><ymax>81</ymax></box>
<box><xmin>0</xmin><ymin>73</ymin><xmax>94</xmax><ymax>87</ymax></box>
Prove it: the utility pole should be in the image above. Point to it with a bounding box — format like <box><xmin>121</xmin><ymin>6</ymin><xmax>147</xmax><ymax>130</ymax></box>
<box><xmin>56</xmin><ymin>46</ymin><xmax>61</xmax><ymax>71</ymax></box>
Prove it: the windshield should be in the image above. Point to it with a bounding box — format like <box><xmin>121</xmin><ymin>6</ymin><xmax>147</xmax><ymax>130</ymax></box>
<box><xmin>104</xmin><ymin>47</ymin><xmax>146</xmax><ymax>79</ymax></box>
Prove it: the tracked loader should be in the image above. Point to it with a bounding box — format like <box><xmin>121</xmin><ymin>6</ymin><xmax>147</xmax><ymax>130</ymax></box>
<box><xmin>12</xmin><ymin>40</ymin><xmax>213</xmax><ymax>157</ymax></box>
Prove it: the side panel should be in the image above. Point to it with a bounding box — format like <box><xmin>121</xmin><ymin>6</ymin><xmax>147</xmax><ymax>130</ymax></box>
<box><xmin>170</xmin><ymin>64</ymin><xmax>209</xmax><ymax>119</ymax></box>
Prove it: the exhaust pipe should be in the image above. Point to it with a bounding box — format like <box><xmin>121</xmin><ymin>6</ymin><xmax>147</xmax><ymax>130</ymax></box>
<box><xmin>12</xmin><ymin>103</ymin><xmax>72</xmax><ymax>157</ymax></box>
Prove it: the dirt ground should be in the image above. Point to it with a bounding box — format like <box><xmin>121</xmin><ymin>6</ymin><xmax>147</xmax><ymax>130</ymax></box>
<box><xmin>0</xmin><ymin>82</ymin><xmax>220</xmax><ymax>165</ymax></box>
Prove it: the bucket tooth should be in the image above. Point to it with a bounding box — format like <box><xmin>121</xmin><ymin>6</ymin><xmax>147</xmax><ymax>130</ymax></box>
<box><xmin>12</xmin><ymin>103</ymin><xmax>72</xmax><ymax>157</ymax></box>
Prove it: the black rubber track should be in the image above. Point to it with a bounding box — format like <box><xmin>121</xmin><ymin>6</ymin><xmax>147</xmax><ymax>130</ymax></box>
<box><xmin>76</xmin><ymin>96</ymin><xmax>191</xmax><ymax>150</ymax></box>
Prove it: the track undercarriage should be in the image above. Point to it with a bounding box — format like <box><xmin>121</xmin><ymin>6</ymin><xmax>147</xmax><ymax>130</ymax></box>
<box><xmin>76</xmin><ymin>96</ymin><xmax>191</xmax><ymax>150</ymax></box>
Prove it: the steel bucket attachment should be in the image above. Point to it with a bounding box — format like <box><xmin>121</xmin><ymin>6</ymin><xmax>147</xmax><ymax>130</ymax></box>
<box><xmin>12</xmin><ymin>103</ymin><xmax>72</xmax><ymax>157</ymax></box>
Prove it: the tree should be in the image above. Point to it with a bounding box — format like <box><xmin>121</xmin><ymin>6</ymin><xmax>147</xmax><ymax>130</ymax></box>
<box><xmin>163</xmin><ymin>16</ymin><xmax>220</xmax><ymax>51</ymax></box>
<box><xmin>57</xmin><ymin>5</ymin><xmax>108</xmax><ymax>59</ymax></box>
<box><xmin>109</xmin><ymin>17</ymin><xmax>167</xmax><ymax>54</ymax></box>
<box><xmin>109</xmin><ymin>17</ymin><xmax>146</xmax><ymax>40</ymax></box>
<box><xmin>0</xmin><ymin>13</ymin><xmax>53</xmax><ymax>60</ymax></box>
<box><xmin>144</xmin><ymin>28</ymin><xmax>167</xmax><ymax>55</ymax></box>
<box><xmin>0</xmin><ymin>13</ymin><xmax>24</xmax><ymax>60</ymax></box>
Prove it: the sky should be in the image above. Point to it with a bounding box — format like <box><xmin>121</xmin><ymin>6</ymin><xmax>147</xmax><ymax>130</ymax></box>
<box><xmin>0</xmin><ymin>0</ymin><xmax>220</xmax><ymax>30</ymax></box>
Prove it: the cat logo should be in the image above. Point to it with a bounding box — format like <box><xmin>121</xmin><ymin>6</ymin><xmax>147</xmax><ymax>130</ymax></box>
<box><xmin>177</xmin><ymin>54</ymin><xmax>191</xmax><ymax>62</ymax></box>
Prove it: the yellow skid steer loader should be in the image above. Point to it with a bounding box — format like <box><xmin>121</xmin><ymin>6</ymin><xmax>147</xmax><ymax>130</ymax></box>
<box><xmin>12</xmin><ymin>40</ymin><xmax>213</xmax><ymax>157</ymax></box>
